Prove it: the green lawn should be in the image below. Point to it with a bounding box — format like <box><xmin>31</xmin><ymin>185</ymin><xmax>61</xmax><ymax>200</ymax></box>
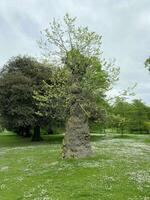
<box><xmin>0</xmin><ymin>133</ymin><xmax>150</xmax><ymax>200</ymax></box>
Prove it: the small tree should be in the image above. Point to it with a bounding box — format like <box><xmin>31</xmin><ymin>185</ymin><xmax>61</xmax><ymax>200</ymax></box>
<box><xmin>112</xmin><ymin>97</ymin><xmax>131</xmax><ymax>133</ymax></box>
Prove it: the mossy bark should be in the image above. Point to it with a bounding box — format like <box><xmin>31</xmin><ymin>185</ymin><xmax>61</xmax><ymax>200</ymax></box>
<box><xmin>63</xmin><ymin>116</ymin><xmax>92</xmax><ymax>158</ymax></box>
<box><xmin>62</xmin><ymin>87</ymin><xmax>92</xmax><ymax>158</ymax></box>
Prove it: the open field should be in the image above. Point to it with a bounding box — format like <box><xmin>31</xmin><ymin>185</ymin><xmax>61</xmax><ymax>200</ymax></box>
<box><xmin>0</xmin><ymin>133</ymin><xmax>150</xmax><ymax>200</ymax></box>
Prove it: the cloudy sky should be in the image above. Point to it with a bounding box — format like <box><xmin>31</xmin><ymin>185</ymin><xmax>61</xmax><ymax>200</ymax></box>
<box><xmin>0</xmin><ymin>0</ymin><xmax>150</xmax><ymax>105</ymax></box>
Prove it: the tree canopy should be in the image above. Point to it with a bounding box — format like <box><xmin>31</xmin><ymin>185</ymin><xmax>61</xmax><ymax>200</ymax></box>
<box><xmin>0</xmin><ymin>56</ymin><xmax>52</xmax><ymax>139</ymax></box>
<box><xmin>37</xmin><ymin>14</ymin><xmax>120</xmax><ymax>158</ymax></box>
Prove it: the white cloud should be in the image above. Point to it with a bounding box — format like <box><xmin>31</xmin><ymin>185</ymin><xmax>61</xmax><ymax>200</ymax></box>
<box><xmin>137</xmin><ymin>11</ymin><xmax>150</xmax><ymax>30</ymax></box>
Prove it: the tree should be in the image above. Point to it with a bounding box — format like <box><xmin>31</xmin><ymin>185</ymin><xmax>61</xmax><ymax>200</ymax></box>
<box><xmin>112</xmin><ymin>97</ymin><xmax>131</xmax><ymax>134</ymax></box>
<box><xmin>38</xmin><ymin>14</ymin><xmax>119</xmax><ymax>158</ymax></box>
<box><xmin>128</xmin><ymin>99</ymin><xmax>150</xmax><ymax>133</ymax></box>
<box><xmin>145</xmin><ymin>57</ymin><xmax>150</xmax><ymax>72</ymax></box>
<box><xmin>0</xmin><ymin>56</ymin><xmax>52</xmax><ymax>140</ymax></box>
<box><xmin>110</xmin><ymin>98</ymin><xmax>150</xmax><ymax>134</ymax></box>
<box><xmin>0</xmin><ymin>72</ymin><xmax>34</xmax><ymax>137</ymax></box>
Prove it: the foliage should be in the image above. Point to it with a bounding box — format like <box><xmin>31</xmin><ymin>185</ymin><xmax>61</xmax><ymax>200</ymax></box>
<box><xmin>145</xmin><ymin>57</ymin><xmax>150</xmax><ymax>72</ymax></box>
<box><xmin>34</xmin><ymin>66</ymin><xmax>70</xmax><ymax>122</ymax></box>
<box><xmin>0</xmin><ymin>72</ymin><xmax>34</xmax><ymax>132</ymax></box>
<box><xmin>109</xmin><ymin>98</ymin><xmax>150</xmax><ymax>133</ymax></box>
<box><xmin>38</xmin><ymin>14</ymin><xmax>119</xmax><ymax>124</ymax></box>
<box><xmin>128</xmin><ymin>99</ymin><xmax>150</xmax><ymax>133</ymax></box>
<box><xmin>39</xmin><ymin>13</ymin><xmax>102</xmax><ymax>61</ymax></box>
<box><xmin>0</xmin><ymin>56</ymin><xmax>52</xmax><ymax>136</ymax></box>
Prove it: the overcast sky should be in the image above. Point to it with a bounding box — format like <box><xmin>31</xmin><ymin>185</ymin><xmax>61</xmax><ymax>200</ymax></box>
<box><xmin>0</xmin><ymin>0</ymin><xmax>150</xmax><ymax>105</ymax></box>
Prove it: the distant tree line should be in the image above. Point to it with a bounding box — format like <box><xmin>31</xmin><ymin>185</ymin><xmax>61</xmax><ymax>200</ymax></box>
<box><xmin>104</xmin><ymin>98</ymin><xmax>150</xmax><ymax>134</ymax></box>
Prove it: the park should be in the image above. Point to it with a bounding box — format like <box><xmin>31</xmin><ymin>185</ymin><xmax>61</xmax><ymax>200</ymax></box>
<box><xmin>0</xmin><ymin>1</ymin><xmax>150</xmax><ymax>200</ymax></box>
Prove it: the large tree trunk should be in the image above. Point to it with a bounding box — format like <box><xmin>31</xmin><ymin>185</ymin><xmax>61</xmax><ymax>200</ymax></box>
<box><xmin>32</xmin><ymin>125</ymin><xmax>43</xmax><ymax>141</ymax></box>
<box><xmin>62</xmin><ymin>92</ymin><xmax>92</xmax><ymax>158</ymax></box>
<box><xmin>63</xmin><ymin>116</ymin><xmax>92</xmax><ymax>158</ymax></box>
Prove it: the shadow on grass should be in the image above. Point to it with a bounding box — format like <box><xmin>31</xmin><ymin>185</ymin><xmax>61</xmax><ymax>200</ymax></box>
<box><xmin>0</xmin><ymin>133</ymin><xmax>106</xmax><ymax>148</ymax></box>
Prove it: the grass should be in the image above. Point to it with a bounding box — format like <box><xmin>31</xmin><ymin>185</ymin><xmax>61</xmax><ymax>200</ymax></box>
<box><xmin>0</xmin><ymin>133</ymin><xmax>150</xmax><ymax>200</ymax></box>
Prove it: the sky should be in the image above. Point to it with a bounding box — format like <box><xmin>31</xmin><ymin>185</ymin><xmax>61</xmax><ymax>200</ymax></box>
<box><xmin>0</xmin><ymin>0</ymin><xmax>150</xmax><ymax>105</ymax></box>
